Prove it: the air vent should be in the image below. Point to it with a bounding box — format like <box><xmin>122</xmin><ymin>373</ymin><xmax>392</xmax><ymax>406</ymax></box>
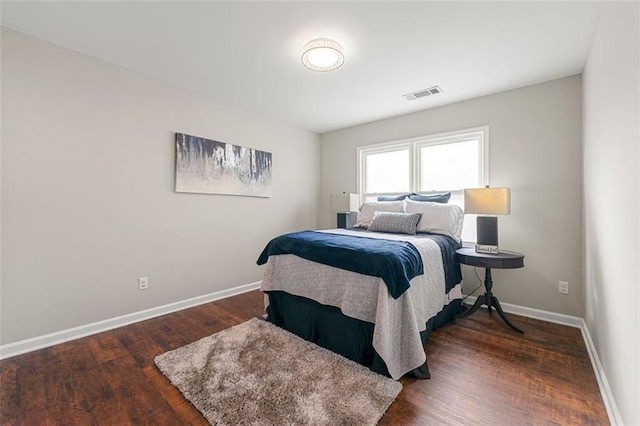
<box><xmin>403</xmin><ymin>86</ymin><xmax>443</xmax><ymax>101</ymax></box>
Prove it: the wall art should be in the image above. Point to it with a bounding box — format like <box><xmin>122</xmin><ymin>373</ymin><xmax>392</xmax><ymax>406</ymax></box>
<box><xmin>175</xmin><ymin>133</ymin><xmax>272</xmax><ymax>197</ymax></box>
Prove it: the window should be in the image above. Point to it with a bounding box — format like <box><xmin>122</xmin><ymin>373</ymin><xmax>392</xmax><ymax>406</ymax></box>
<box><xmin>362</xmin><ymin>143</ymin><xmax>411</xmax><ymax>195</ymax></box>
<box><xmin>357</xmin><ymin>127</ymin><xmax>489</xmax><ymax>242</ymax></box>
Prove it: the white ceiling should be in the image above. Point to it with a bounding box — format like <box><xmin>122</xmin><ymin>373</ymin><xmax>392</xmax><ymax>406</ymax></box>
<box><xmin>1</xmin><ymin>1</ymin><xmax>603</xmax><ymax>133</ymax></box>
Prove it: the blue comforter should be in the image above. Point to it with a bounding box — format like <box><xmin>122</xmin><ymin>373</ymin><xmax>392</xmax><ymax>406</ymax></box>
<box><xmin>256</xmin><ymin>230</ymin><xmax>423</xmax><ymax>299</ymax></box>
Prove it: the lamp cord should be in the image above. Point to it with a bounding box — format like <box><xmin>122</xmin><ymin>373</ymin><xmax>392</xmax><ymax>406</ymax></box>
<box><xmin>461</xmin><ymin>267</ymin><xmax>484</xmax><ymax>303</ymax></box>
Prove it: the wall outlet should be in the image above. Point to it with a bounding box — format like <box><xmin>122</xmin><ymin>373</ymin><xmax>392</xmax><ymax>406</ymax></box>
<box><xmin>138</xmin><ymin>277</ymin><xmax>149</xmax><ymax>290</ymax></box>
<box><xmin>558</xmin><ymin>281</ymin><xmax>569</xmax><ymax>295</ymax></box>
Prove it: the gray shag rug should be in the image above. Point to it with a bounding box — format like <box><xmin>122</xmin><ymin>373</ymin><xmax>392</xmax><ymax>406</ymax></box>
<box><xmin>155</xmin><ymin>318</ymin><xmax>401</xmax><ymax>425</ymax></box>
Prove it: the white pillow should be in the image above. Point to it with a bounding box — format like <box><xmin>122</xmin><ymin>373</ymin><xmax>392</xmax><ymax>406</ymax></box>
<box><xmin>404</xmin><ymin>198</ymin><xmax>464</xmax><ymax>241</ymax></box>
<box><xmin>354</xmin><ymin>201</ymin><xmax>404</xmax><ymax>228</ymax></box>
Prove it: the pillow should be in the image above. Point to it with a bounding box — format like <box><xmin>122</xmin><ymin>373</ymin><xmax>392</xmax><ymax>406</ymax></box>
<box><xmin>377</xmin><ymin>193</ymin><xmax>410</xmax><ymax>201</ymax></box>
<box><xmin>407</xmin><ymin>192</ymin><xmax>451</xmax><ymax>203</ymax></box>
<box><xmin>404</xmin><ymin>198</ymin><xmax>464</xmax><ymax>241</ymax></box>
<box><xmin>367</xmin><ymin>212</ymin><xmax>422</xmax><ymax>235</ymax></box>
<box><xmin>353</xmin><ymin>201</ymin><xmax>404</xmax><ymax>228</ymax></box>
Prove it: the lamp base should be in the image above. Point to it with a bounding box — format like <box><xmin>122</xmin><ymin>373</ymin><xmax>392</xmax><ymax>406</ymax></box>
<box><xmin>476</xmin><ymin>216</ymin><xmax>499</xmax><ymax>254</ymax></box>
<box><xmin>336</xmin><ymin>212</ymin><xmax>355</xmax><ymax>228</ymax></box>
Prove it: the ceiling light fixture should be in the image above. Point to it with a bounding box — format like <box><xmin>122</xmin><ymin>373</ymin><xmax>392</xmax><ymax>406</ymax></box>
<box><xmin>301</xmin><ymin>38</ymin><xmax>344</xmax><ymax>72</ymax></box>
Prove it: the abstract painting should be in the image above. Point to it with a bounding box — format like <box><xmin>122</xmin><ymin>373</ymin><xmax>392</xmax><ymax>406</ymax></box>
<box><xmin>175</xmin><ymin>133</ymin><xmax>272</xmax><ymax>197</ymax></box>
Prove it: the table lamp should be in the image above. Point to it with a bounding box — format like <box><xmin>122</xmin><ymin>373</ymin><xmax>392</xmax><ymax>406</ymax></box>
<box><xmin>330</xmin><ymin>192</ymin><xmax>359</xmax><ymax>228</ymax></box>
<box><xmin>464</xmin><ymin>187</ymin><xmax>511</xmax><ymax>254</ymax></box>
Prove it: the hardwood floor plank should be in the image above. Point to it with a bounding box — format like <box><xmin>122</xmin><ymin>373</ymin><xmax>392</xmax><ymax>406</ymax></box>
<box><xmin>50</xmin><ymin>340</ymin><xmax>118</xmax><ymax>425</ymax></box>
<box><xmin>0</xmin><ymin>290</ymin><xmax>608</xmax><ymax>425</ymax></box>
<box><xmin>142</xmin><ymin>365</ymin><xmax>208</xmax><ymax>425</ymax></box>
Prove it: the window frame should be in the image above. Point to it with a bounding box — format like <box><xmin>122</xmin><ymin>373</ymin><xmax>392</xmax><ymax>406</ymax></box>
<box><xmin>357</xmin><ymin>126</ymin><xmax>490</xmax><ymax>203</ymax></box>
<box><xmin>358</xmin><ymin>141</ymin><xmax>412</xmax><ymax>198</ymax></box>
<box><xmin>413</xmin><ymin>127</ymin><xmax>489</xmax><ymax>193</ymax></box>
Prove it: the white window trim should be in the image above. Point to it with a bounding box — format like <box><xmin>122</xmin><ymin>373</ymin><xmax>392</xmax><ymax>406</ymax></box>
<box><xmin>414</xmin><ymin>127</ymin><xmax>490</xmax><ymax>193</ymax></box>
<box><xmin>357</xmin><ymin>126</ymin><xmax>490</xmax><ymax>203</ymax></box>
<box><xmin>357</xmin><ymin>141</ymin><xmax>412</xmax><ymax>199</ymax></box>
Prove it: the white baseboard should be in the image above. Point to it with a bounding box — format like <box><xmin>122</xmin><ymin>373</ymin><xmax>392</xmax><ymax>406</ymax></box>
<box><xmin>462</xmin><ymin>295</ymin><xmax>584</xmax><ymax>328</ymax></box>
<box><xmin>0</xmin><ymin>281</ymin><xmax>262</xmax><ymax>360</ymax></box>
<box><xmin>462</xmin><ymin>295</ymin><xmax>622</xmax><ymax>425</ymax></box>
<box><xmin>579</xmin><ymin>321</ymin><xmax>623</xmax><ymax>426</ymax></box>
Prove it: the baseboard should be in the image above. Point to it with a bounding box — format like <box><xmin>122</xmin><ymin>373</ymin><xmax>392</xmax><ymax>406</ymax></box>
<box><xmin>462</xmin><ymin>295</ymin><xmax>622</xmax><ymax>425</ymax></box>
<box><xmin>0</xmin><ymin>281</ymin><xmax>262</xmax><ymax>360</ymax></box>
<box><xmin>462</xmin><ymin>295</ymin><xmax>584</xmax><ymax>328</ymax></box>
<box><xmin>579</xmin><ymin>321</ymin><xmax>624</xmax><ymax>426</ymax></box>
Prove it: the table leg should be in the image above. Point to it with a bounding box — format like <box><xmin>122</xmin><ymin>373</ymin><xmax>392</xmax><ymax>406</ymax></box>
<box><xmin>485</xmin><ymin>267</ymin><xmax>493</xmax><ymax>313</ymax></box>
<box><xmin>457</xmin><ymin>267</ymin><xmax>524</xmax><ymax>334</ymax></box>
<box><xmin>456</xmin><ymin>294</ymin><xmax>486</xmax><ymax>318</ymax></box>
<box><xmin>491</xmin><ymin>296</ymin><xmax>524</xmax><ymax>334</ymax></box>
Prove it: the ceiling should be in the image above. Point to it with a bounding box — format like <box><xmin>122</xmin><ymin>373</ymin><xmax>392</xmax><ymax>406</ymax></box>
<box><xmin>1</xmin><ymin>1</ymin><xmax>603</xmax><ymax>134</ymax></box>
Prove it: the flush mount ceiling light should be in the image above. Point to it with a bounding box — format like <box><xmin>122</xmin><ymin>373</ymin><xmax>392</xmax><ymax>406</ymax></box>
<box><xmin>301</xmin><ymin>38</ymin><xmax>344</xmax><ymax>72</ymax></box>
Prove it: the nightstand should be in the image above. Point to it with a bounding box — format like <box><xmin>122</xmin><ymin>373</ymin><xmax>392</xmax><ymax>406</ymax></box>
<box><xmin>456</xmin><ymin>247</ymin><xmax>525</xmax><ymax>334</ymax></box>
<box><xmin>336</xmin><ymin>212</ymin><xmax>356</xmax><ymax>228</ymax></box>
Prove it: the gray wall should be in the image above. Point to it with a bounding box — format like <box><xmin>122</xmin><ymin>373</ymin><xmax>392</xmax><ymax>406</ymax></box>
<box><xmin>1</xmin><ymin>29</ymin><xmax>320</xmax><ymax>344</ymax></box>
<box><xmin>320</xmin><ymin>75</ymin><xmax>584</xmax><ymax>317</ymax></box>
<box><xmin>583</xmin><ymin>2</ymin><xmax>639</xmax><ymax>424</ymax></box>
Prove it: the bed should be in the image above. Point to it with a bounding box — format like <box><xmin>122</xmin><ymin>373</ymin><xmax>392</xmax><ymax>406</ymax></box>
<box><xmin>257</xmin><ymin>196</ymin><xmax>465</xmax><ymax>380</ymax></box>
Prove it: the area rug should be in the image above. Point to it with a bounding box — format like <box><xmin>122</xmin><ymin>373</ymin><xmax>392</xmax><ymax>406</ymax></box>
<box><xmin>154</xmin><ymin>318</ymin><xmax>402</xmax><ymax>425</ymax></box>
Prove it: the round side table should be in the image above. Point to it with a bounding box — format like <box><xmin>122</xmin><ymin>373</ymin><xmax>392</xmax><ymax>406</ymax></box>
<box><xmin>456</xmin><ymin>247</ymin><xmax>525</xmax><ymax>334</ymax></box>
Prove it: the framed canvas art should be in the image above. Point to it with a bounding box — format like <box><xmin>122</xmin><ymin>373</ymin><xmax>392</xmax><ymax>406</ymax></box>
<box><xmin>175</xmin><ymin>133</ymin><xmax>272</xmax><ymax>197</ymax></box>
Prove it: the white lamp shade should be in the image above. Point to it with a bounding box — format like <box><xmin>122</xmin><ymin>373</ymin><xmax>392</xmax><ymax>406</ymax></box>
<box><xmin>330</xmin><ymin>193</ymin><xmax>359</xmax><ymax>212</ymax></box>
<box><xmin>464</xmin><ymin>187</ymin><xmax>511</xmax><ymax>215</ymax></box>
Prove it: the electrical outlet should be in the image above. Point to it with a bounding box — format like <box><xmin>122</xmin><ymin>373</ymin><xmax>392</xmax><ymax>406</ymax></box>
<box><xmin>559</xmin><ymin>281</ymin><xmax>569</xmax><ymax>295</ymax></box>
<box><xmin>138</xmin><ymin>277</ymin><xmax>149</xmax><ymax>290</ymax></box>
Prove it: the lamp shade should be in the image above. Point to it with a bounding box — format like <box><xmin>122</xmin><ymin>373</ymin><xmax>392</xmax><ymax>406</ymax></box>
<box><xmin>464</xmin><ymin>187</ymin><xmax>511</xmax><ymax>215</ymax></box>
<box><xmin>330</xmin><ymin>193</ymin><xmax>359</xmax><ymax>212</ymax></box>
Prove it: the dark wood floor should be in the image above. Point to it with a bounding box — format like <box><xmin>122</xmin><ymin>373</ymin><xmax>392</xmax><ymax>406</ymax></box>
<box><xmin>0</xmin><ymin>290</ymin><xmax>608</xmax><ymax>425</ymax></box>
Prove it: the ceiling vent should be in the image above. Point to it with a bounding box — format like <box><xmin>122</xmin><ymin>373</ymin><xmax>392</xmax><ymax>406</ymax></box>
<box><xmin>403</xmin><ymin>86</ymin><xmax>443</xmax><ymax>101</ymax></box>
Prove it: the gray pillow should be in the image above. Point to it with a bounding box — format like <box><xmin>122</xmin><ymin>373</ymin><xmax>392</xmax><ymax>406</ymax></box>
<box><xmin>377</xmin><ymin>193</ymin><xmax>410</xmax><ymax>201</ymax></box>
<box><xmin>367</xmin><ymin>211</ymin><xmax>422</xmax><ymax>235</ymax></box>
